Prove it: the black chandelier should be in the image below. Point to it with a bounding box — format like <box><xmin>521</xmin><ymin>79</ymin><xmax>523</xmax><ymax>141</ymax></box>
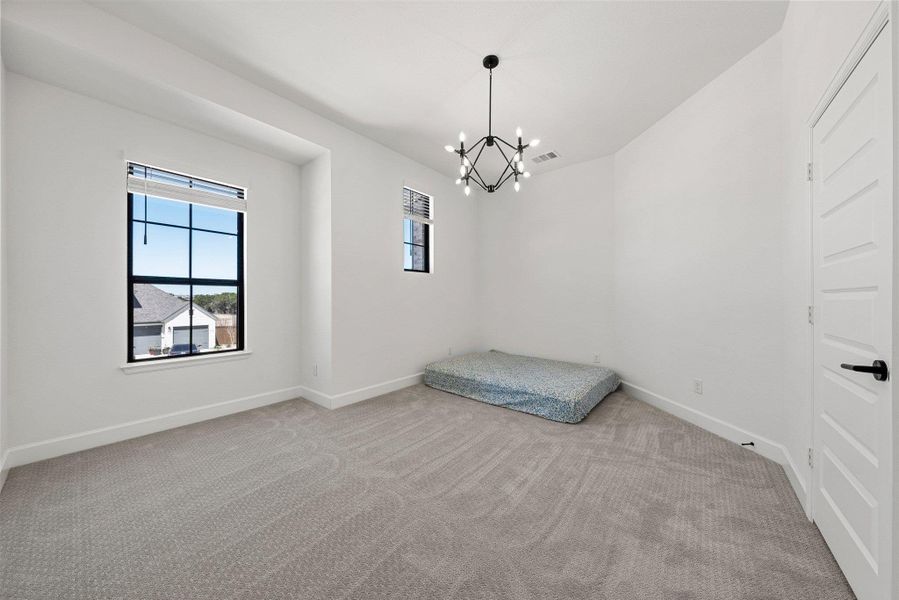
<box><xmin>445</xmin><ymin>54</ymin><xmax>539</xmax><ymax>195</ymax></box>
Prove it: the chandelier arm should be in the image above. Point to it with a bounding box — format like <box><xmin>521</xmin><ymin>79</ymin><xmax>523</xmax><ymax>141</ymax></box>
<box><xmin>462</xmin><ymin>137</ymin><xmax>487</xmax><ymax>164</ymax></box>
<box><xmin>468</xmin><ymin>175</ymin><xmax>488</xmax><ymax>192</ymax></box>
<box><xmin>495</xmin><ymin>168</ymin><xmax>517</xmax><ymax>190</ymax></box>
<box><xmin>469</xmin><ymin>140</ymin><xmax>488</xmax><ymax>170</ymax></box>
<box><xmin>492</xmin><ymin>161</ymin><xmax>513</xmax><ymax>190</ymax></box>
<box><xmin>468</xmin><ymin>164</ymin><xmax>490</xmax><ymax>189</ymax></box>
<box><xmin>467</xmin><ymin>136</ymin><xmax>488</xmax><ymax>152</ymax></box>
<box><xmin>494</xmin><ymin>136</ymin><xmax>519</xmax><ymax>151</ymax></box>
<box><xmin>493</xmin><ymin>143</ymin><xmax>515</xmax><ymax>185</ymax></box>
<box><xmin>494</xmin><ymin>140</ymin><xmax>513</xmax><ymax>165</ymax></box>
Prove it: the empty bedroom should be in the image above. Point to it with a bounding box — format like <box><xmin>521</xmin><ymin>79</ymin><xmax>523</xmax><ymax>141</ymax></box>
<box><xmin>0</xmin><ymin>1</ymin><xmax>897</xmax><ymax>599</ymax></box>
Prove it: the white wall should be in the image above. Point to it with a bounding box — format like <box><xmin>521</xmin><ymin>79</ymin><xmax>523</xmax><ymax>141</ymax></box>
<box><xmin>612</xmin><ymin>34</ymin><xmax>785</xmax><ymax>447</ymax></box>
<box><xmin>298</xmin><ymin>153</ymin><xmax>332</xmax><ymax>392</ymax></box>
<box><xmin>328</xmin><ymin>145</ymin><xmax>480</xmax><ymax>398</ymax></box>
<box><xmin>477</xmin><ymin>156</ymin><xmax>615</xmax><ymax>365</ymax></box>
<box><xmin>4</xmin><ymin>74</ymin><xmax>306</xmax><ymax>450</ymax></box>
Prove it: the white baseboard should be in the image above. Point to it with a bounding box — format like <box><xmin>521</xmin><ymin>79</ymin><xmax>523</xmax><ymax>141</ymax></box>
<box><xmin>621</xmin><ymin>381</ymin><xmax>809</xmax><ymax>514</ymax></box>
<box><xmin>0</xmin><ymin>454</ymin><xmax>9</xmax><ymax>495</ymax></box>
<box><xmin>3</xmin><ymin>384</ymin><xmax>307</xmax><ymax>469</ymax></box>
<box><xmin>781</xmin><ymin>446</ymin><xmax>810</xmax><ymax>518</ymax></box>
<box><xmin>300</xmin><ymin>373</ymin><xmax>424</xmax><ymax>410</ymax></box>
<box><xmin>297</xmin><ymin>386</ymin><xmax>332</xmax><ymax>409</ymax></box>
<box><xmin>3</xmin><ymin>373</ymin><xmax>426</xmax><ymax>472</ymax></box>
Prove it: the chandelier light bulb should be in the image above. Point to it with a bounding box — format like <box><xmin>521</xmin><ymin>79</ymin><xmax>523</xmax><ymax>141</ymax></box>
<box><xmin>529</xmin><ymin>139</ymin><xmax>540</xmax><ymax>147</ymax></box>
<box><xmin>464</xmin><ymin>185</ymin><xmax>471</xmax><ymax>196</ymax></box>
<box><xmin>444</xmin><ymin>145</ymin><xmax>455</xmax><ymax>153</ymax></box>
<box><xmin>459</xmin><ymin>165</ymin><xmax>467</xmax><ymax>176</ymax></box>
<box><xmin>463</xmin><ymin>156</ymin><xmax>471</xmax><ymax>166</ymax></box>
<box><xmin>512</xmin><ymin>153</ymin><xmax>520</xmax><ymax>163</ymax></box>
<box><xmin>516</xmin><ymin>126</ymin><xmax>522</xmax><ymax>138</ymax></box>
<box><xmin>459</xmin><ymin>131</ymin><xmax>466</xmax><ymax>142</ymax></box>
<box><xmin>523</xmin><ymin>172</ymin><xmax>531</xmax><ymax>178</ymax></box>
<box><xmin>518</xmin><ymin>161</ymin><xmax>525</xmax><ymax>173</ymax></box>
<box><xmin>514</xmin><ymin>181</ymin><xmax>520</xmax><ymax>192</ymax></box>
<box><xmin>455</xmin><ymin>178</ymin><xmax>462</xmax><ymax>185</ymax></box>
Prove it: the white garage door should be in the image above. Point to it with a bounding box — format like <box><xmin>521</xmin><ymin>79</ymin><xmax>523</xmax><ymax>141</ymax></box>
<box><xmin>133</xmin><ymin>325</ymin><xmax>161</xmax><ymax>356</ymax></box>
<box><xmin>173</xmin><ymin>326</ymin><xmax>210</xmax><ymax>350</ymax></box>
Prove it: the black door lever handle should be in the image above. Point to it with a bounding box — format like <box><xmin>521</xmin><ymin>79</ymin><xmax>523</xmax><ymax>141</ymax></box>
<box><xmin>840</xmin><ymin>360</ymin><xmax>889</xmax><ymax>381</ymax></box>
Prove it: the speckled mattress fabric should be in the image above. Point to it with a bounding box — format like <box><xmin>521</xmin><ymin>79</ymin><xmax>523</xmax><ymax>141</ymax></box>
<box><xmin>424</xmin><ymin>350</ymin><xmax>620</xmax><ymax>423</ymax></box>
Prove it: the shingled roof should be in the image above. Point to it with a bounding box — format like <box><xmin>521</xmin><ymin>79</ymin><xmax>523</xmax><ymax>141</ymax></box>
<box><xmin>132</xmin><ymin>284</ymin><xmax>188</xmax><ymax>324</ymax></box>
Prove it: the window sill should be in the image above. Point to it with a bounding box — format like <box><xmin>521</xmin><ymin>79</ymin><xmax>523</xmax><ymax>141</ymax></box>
<box><xmin>121</xmin><ymin>350</ymin><xmax>252</xmax><ymax>374</ymax></box>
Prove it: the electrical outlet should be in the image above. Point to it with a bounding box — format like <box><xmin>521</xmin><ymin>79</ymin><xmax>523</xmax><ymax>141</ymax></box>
<box><xmin>313</xmin><ymin>364</ymin><xmax>318</xmax><ymax>377</ymax></box>
<box><xmin>593</xmin><ymin>353</ymin><xmax>601</xmax><ymax>364</ymax></box>
<box><xmin>693</xmin><ymin>378</ymin><xmax>703</xmax><ymax>395</ymax></box>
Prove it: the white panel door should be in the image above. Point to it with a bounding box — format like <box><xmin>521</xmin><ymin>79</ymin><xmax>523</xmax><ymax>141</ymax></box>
<box><xmin>812</xmin><ymin>25</ymin><xmax>893</xmax><ymax>600</ymax></box>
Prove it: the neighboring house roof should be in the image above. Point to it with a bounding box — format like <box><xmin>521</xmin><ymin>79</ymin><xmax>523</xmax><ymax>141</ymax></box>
<box><xmin>132</xmin><ymin>284</ymin><xmax>216</xmax><ymax>324</ymax></box>
<box><xmin>133</xmin><ymin>284</ymin><xmax>187</xmax><ymax>324</ymax></box>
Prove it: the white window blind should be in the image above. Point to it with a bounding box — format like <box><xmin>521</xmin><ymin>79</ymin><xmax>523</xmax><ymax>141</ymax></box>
<box><xmin>403</xmin><ymin>187</ymin><xmax>432</xmax><ymax>224</ymax></box>
<box><xmin>127</xmin><ymin>163</ymin><xmax>247</xmax><ymax>212</ymax></box>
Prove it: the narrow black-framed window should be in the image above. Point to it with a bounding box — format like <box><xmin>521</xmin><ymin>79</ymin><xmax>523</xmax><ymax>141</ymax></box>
<box><xmin>403</xmin><ymin>186</ymin><xmax>432</xmax><ymax>273</ymax></box>
<box><xmin>127</xmin><ymin>163</ymin><xmax>246</xmax><ymax>362</ymax></box>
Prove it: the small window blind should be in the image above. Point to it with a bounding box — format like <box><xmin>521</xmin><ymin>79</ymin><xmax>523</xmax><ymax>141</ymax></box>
<box><xmin>403</xmin><ymin>187</ymin><xmax>433</xmax><ymax>224</ymax></box>
<box><xmin>127</xmin><ymin>162</ymin><xmax>247</xmax><ymax>212</ymax></box>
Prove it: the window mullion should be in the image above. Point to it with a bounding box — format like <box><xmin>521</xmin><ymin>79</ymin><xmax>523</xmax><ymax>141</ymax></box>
<box><xmin>128</xmin><ymin>193</ymin><xmax>135</xmax><ymax>361</ymax></box>
<box><xmin>189</xmin><ymin>203</ymin><xmax>194</xmax><ymax>355</ymax></box>
<box><xmin>132</xmin><ymin>218</ymin><xmax>238</xmax><ymax>237</ymax></box>
<box><xmin>133</xmin><ymin>276</ymin><xmax>239</xmax><ymax>286</ymax></box>
<box><xmin>237</xmin><ymin>212</ymin><xmax>245</xmax><ymax>351</ymax></box>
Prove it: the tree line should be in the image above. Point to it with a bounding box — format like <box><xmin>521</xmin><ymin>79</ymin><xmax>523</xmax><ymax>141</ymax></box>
<box><xmin>193</xmin><ymin>292</ymin><xmax>238</xmax><ymax>315</ymax></box>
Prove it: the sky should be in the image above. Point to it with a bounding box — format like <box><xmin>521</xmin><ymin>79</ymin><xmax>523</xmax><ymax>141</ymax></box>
<box><xmin>132</xmin><ymin>195</ymin><xmax>238</xmax><ymax>296</ymax></box>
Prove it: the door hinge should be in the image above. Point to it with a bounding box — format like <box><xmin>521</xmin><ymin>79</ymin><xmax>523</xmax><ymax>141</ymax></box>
<box><xmin>808</xmin><ymin>447</ymin><xmax>814</xmax><ymax>469</ymax></box>
<box><xmin>807</xmin><ymin>162</ymin><xmax>813</xmax><ymax>182</ymax></box>
<box><xmin>807</xmin><ymin>305</ymin><xmax>814</xmax><ymax>324</ymax></box>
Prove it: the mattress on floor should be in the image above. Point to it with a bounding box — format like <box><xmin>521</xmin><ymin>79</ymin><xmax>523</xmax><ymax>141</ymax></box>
<box><xmin>424</xmin><ymin>350</ymin><xmax>620</xmax><ymax>423</ymax></box>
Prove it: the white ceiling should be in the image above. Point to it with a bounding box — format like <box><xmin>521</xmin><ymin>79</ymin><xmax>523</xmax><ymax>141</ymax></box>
<box><xmin>90</xmin><ymin>1</ymin><xmax>787</xmax><ymax>176</ymax></box>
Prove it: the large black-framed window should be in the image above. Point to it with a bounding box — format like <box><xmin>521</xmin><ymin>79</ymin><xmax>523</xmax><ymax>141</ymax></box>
<box><xmin>127</xmin><ymin>163</ymin><xmax>245</xmax><ymax>363</ymax></box>
<box><xmin>403</xmin><ymin>186</ymin><xmax>432</xmax><ymax>273</ymax></box>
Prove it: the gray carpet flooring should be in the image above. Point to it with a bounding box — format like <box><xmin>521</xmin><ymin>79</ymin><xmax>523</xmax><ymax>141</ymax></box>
<box><xmin>0</xmin><ymin>386</ymin><xmax>853</xmax><ymax>599</ymax></box>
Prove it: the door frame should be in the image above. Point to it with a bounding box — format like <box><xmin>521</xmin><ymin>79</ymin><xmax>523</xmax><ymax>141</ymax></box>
<box><xmin>806</xmin><ymin>2</ymin><xmax>895</xmax><ymax>597</ymax></box>
<box><xmin>806</xmin><ymin>1</ymin><xmax>892</xmax><ymax>518</ymax></box>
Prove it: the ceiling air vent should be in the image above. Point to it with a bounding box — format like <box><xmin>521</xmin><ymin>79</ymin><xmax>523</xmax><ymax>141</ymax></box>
<box><xmin>532</xmin><ymin>151</ymin><xmax>560</xmax><ymax>164</ymax></box>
